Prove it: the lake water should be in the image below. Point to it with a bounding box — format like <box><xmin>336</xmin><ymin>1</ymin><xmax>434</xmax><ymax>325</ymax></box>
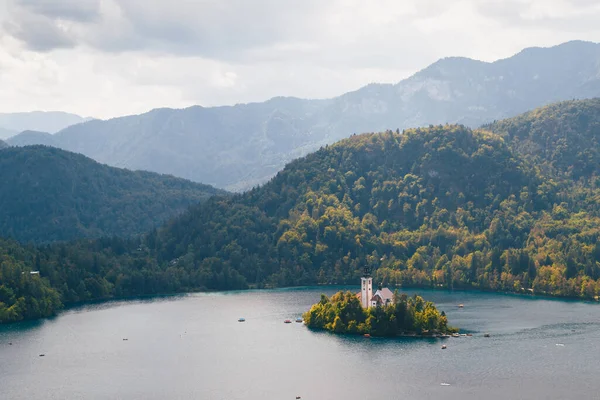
<box><xmin>1</xmin><ymin>287</ymin><xmax>599</xmax><ymax>400</ymax></box>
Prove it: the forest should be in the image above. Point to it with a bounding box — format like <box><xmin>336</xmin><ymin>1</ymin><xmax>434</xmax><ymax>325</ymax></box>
<box><xmin>0</xmin><ymin>145</ymin><xmax>225</xmax><ymax>243</ymax></box>
<box><xmin>2</xmin><ymin>99</ymin><xmax>600</xmax><ymax>323</ymax></box>
<box><xmin>303</xmin><ymin>291</ymin><xmax>452</xmax><ymax>336</ymax></box>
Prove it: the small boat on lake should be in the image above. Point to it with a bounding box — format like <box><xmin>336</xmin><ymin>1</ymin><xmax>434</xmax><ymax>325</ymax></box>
<box><xmin>452</xmin><ymin>333</ymin><xmax>460</xmax><ymax>337</ymax></box>
<box><xmin>296</xmin><ymin>318</ymin><xmax>303</xmax><ymax>323</ymax></box>
<box><xmin>238</xmin><ymin>318</ymin><xmax>246</xmax><ymax>322</ymax></box>
<box><xmin>363</xmin><ymin>334</ymin><xmax>371</xmax><ymax>338</ymax></box>
<box><xmin>484</xmin><ymin>333</ymin><xmax>490</xmax><ymax>337</ymax></box>
<box><xmin>458</xmin><ymin>304</ymin><xmax>464</xmax><ymax>308</ymax></box>
<box><xmin>441</xmin><ymin>344</ymin><xmax>447</xmax><ymax>349</ymax></box>
<box><xmin>284</xmin><ymin>319</ymin><xmax>292</xmax><ymax>324</ymax></box>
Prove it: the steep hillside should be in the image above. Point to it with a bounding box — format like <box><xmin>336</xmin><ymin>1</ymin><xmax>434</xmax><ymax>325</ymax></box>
<box><xmin>20</xmin><ymin>41</ymin><xmax>600</xmax><ymax>191</ymax></box>
<box><xmin>484</xmin><ymin>99</ymin><xmax>600</xmax><ymax>180</ymax></box>
<box><xmin>3</xmin><ymin>100</ymin><xmax>600</xmax><ymax>324</ymax></box>
<box><xmin>0</xmin><ymin>146</ymin><xmax>226</xmax><ymax>243</ymax></box>
<box><xmin>6</xmin><ymin>130</ymin><xmax>59</xmax><ymax>147</ymax></box>
<box><xmin>0</xmin><ymin>140</ymin><xmax>7</xmax><ymax>149</ymax></box>
<box><xmin>152</xmin><ymin>125</ymin><xmax>539</xmax><ymax>288</ymax></box>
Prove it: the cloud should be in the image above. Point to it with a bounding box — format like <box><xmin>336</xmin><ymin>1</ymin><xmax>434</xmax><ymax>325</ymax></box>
<box><xmin>2</xmin><ymin>0</ymin><xmax>103</xmax><ymax>52</ymax></box>
<box><xmin>14</xmin><ymin>0</ymin><xmax>101</xmax><ymax>22</ymax></box>
<box><xmin>3</xmin><ymin>10</ymin><xmax>75</xmax><ymax>51</ymax></box>
<box><xmin>0</xmin><ymin>0</ymin><xmax>598</xmax><ymax>119</ymax></box>
<box><xmin>474</xmin><ymin>0</ymin><xmax>600</xmax><ymax>31</ymax></box>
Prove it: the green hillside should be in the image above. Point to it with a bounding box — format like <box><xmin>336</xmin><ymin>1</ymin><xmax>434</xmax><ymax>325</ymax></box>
<box><xmin>484</xmin><ymin>98</ymin><xmax>600</xmax><ymax>179</ymax></box>
<box><xmin>152</xmin><ymin>100</ymin><xmax>600</xmax><ymax>297</ymax></box>
<box><xmin>2</xmin><ymin>99</ymin><xmax>600</xmax><ymax>323</ymax></box>
<box><xmin>0</xmin><ymin>146</ymin><xmax>226</xmax><ymax>243</ymax></box>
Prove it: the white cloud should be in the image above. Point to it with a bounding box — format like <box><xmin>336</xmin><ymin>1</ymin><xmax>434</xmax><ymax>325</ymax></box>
<box><xmin>0</xmin><ymin>0</ymin><xmax>598</xmax><ymax>119</ymax></box>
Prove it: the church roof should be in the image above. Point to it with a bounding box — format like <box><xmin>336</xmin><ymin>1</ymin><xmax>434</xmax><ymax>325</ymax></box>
<box><xmin>371</xmin><ymin>288</ymin><xmax>394</xmax><ymax>302</ymax></box>
<box><xmin>358</xmin><ymin>287</ymin><xmax>395</xmax><ymax>305</ymax></box>
<box><xmin>379</xmin><ymin>288</ymin><xmax>394</xmax><ymax>301</ymax></box>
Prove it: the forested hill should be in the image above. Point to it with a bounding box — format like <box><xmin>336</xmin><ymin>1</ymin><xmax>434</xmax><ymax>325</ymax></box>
<box><xmin>3</xmin><ymin>99</ymin><xmax>600</xmax><ymax>323</ymax></box>
<box><xmin>16</xmin><ymin>41</ymin><xmax>600</xmax><ymax>191</ymax></box>
<box><xmin>155</xmin><ymin>125</ymin><xmax>537</xmax><ymax>287</ymax></box>
<box><xmin>6</xmin><ymin>130</ymin><xmax>59</xmax><ymax>148</ymax></box>
<box><xmin>0</xmin><ymin>145</ymin><xmax>226</xmax><ymax>243</ymax></box>
<box><xmin>484</xmin><ymin>99</ymin><xmax>600</xmax><ymax>180</ymax></box>
<box><xmin>152</xmin><ymin>99</ymin><xmax>600</xmax><ymax>296</ymax></box>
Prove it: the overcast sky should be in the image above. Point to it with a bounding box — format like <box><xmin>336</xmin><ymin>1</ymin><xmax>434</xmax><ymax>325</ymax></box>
<box><xmin>0</xmin><ymin>0</ymin><xmax>599</xmax><ymax>119</ymax></box>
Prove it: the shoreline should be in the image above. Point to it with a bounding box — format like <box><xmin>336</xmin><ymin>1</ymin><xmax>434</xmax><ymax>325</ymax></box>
<box><xmin>2</xmin><ymin>283</ymin><xmax>598</xmax><ymax>326</ymax></box>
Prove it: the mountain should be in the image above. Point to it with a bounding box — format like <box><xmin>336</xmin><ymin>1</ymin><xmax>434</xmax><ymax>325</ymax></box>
<box><xmin>484</xmin><ymin>98</ymin><xmax>600</xmax><ymax>179</ymax></box>
<box><xmin>0</xmin><ymin>139</ymin><xmax>7</xmax><ymax>149</ymax></box>
<box><xmin>20</xmin><ymin>41</ymin><xmax>600</xmax><ymax>191</ymax></box>
<box><xmin>0</xmin><ymin>111</ymin><xmax>91</xmax><ymax>135</ymax></box>
<box><xmin>3</xmin><ymin>100</ymin><xmax>600</xmax><ymax>324</ymax></box>
<box><xmin>141</xmin><ymin>100</ymin><xmax>600</xmax><ymax>298</ymax></box>
<box><xmin>0</xmin><ymin>127</ymin><xmax>16</xmax><ymax>140</ymax></box>
<box><xmin>0</xmin><ymin>146</ymin><xmax>226</xmax><ymax>243</ymax></box>
<box><xmin>6</xmin><ymin>130</ymin><xmax>59</xmax><ymax>147</ymax></box>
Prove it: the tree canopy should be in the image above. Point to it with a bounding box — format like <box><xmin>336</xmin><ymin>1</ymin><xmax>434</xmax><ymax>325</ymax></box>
<box><xmin>3</xmin><ymin>99</ymin><xmax>600</xmax><ymax>323</ymax></box>
<box><xmin>0</xmin><ymin>145</ymin><xmax>226</xmax><ymax>243</ymax></box>
<box><xmin>302</xmin><ymin>291</ymin><xmax>453</xmax><ymax>336</ymax></box>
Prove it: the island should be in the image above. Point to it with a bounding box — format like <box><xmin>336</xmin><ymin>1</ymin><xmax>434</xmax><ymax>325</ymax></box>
<box><xmin>303</xmin><ymin>269</ymin><xmax>456</xmax><ymax>337</ymax></box>
<box><xmin>303</xmin><ymin>290</ymin><xmax>456</xmax><ymax>338</ymax></box>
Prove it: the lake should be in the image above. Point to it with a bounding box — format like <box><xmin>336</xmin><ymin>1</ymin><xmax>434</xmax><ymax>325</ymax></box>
<box><xmin>1</xmin><ymin>287</ymin><xmax>599</xmax><ymax>400</ymax></box>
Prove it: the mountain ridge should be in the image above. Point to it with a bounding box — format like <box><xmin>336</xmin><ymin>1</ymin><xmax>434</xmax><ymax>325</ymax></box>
<box><xmin>2</xmin><ymin>99</ymin><xmax>600</xmax><ymax>323</ymax></box>
<box><xmin>0</xmin><ymin>111</ymin><xmax>91</xmax><ymax>137</ymax></box>
<box><xmin>14</xmin><ymin>40</ymin><xmax>600</xmax><ymax>191</ymax></box>
<box><xmin>7</xmin><ymin>130</ymin><xmax>58</xmax><ymax>147</ymax></box>
<box><xmin>0</xmin><ymin>145</ymin><xmax>226</xmax><ymax>243</ymax></box>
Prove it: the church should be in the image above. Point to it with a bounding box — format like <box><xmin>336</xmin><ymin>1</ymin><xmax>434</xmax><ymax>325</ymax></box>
<box><xmin>356</xmin><ymin>267</ymin><xmax>394</xmax><ymax>309</ymax></box>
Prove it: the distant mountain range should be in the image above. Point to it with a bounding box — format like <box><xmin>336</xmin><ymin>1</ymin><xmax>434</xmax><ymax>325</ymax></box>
<box><xmin>7</xmin><ymin>130</ymin><xmax>58</xmax><ymax>147</ymax></box>
<box><xmin>5</xmin><ymin>98</ymin><xmax>600</xmax><ymax>323</ymax></box>
<box><xmin>0</xmin><ymin>127</ymin><xmax>16</xmax><ymax>140</ymax></box>
<box><xmin>0</xmin><ymin>111</ymin><xmax>91</xmax><ymax>139</ymax></box>
<box><xmin>9</xmin><ymin>40</ymin><xmax>600</xmax><ymax>191</ymax></box>
<box><xmin>0</xmin><ymin>145</ymin><xmax>226</xmax><ymax>243</ymax></box>
<box><xmin>0</xmin><ymin>139</ymin><xmax>7</xmax><ymax>149</ymax></box>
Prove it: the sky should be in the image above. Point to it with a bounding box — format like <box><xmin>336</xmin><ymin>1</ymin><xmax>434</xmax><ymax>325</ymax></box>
<box><xmin>0</xmin><ymin>0</ymin><xmax>599</xmax><ymax>119</ymax></box>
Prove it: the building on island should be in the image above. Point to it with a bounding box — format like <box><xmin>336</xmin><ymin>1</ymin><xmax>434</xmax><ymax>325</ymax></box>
<box><xmin>356</xmin><ymin>267</ymin><xmax>394</xmax><ymax>309</ymax></box>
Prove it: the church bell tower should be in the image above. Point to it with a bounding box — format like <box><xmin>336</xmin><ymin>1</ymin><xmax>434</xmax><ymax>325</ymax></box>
<box><xmin>361</xmin><ymin>266</ymin><xmax>373</xmax><ymax>309</ymax></box>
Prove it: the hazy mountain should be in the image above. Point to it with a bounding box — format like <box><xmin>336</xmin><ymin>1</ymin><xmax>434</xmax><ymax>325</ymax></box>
<box><xmin>0</xmin><ymin>111</ymin><xmax>92</xmax><ymax>135</ymax></box>
<box><xmin>0</xmin><ymin>145</ymin><xmax>226</xmax><ymax>243</ymax></box>
<box><xmin>123</xmin><ymin>99</ymin><xmax>600</xmax><ymax>298</ymax></box>
<box><xmin>6</xmin><ymin>130</ymin><xmax>59</xmax><ymax>147</ymax></box>
<box><xmin>5</xmin><ymin>99</ymin><xmax>600</xmax><ymax>323</ymax></box>
<box><xmin>0</xmin><ymin>127</ymin><xmax>16</xmax><ymax>140</ymax></box>
<box><xmin>0</xmin><ymin>140</ymin><xmax>7</xmax><ymax>149</ymax></box>
<box><xmin>21</xmin><ymin>41</ymin><xmax>600</xmax><ymax>191</ymax></box>
<box><xmin>484</xmin><ymin>98</ymin><xmax>600</xmax><ymax>179</ymax></box>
